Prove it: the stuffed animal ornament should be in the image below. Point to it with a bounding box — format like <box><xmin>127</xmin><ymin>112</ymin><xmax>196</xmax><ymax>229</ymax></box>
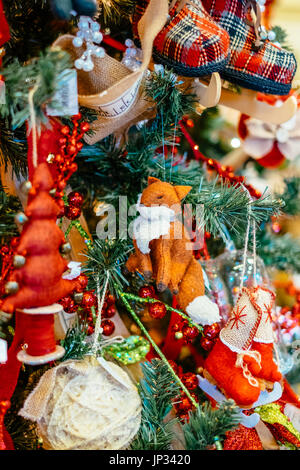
<box><xmin>126</xmin><ymin>177</ymin><xmax>220</xmax><ymax>326</ymax></box>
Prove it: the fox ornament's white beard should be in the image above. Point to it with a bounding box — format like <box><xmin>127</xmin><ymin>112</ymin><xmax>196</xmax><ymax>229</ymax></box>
<box><xmin>133</xmin><ymin>194</ymin><xmax>175</xmax><ymax>254</ymax></box>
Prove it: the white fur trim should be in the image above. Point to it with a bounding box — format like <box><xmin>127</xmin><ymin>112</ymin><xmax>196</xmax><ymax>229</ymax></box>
<box><xmin>133</xmin><ymin>194</ymin><xmax>175</xmax><ymax>254</ymax></box>
<box><xmin>186</xmin><ymin>295</ymin><xmax>220</xmax><ymax>326</ymax></box>
<box><xmin>284</xmin><ymin>403</ymin><xmax>300</xmax><ymax>433</ymax></box>
<box><xmin>62</xmin><ymin>261</ymin><xmax>81</xmax><ymax>280</ymax></box>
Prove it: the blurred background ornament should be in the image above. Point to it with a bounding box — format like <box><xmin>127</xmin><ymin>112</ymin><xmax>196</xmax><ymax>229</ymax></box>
<box><xmin>217</xmin><ymin>248</ymin><xmax>271</xmax><ymax>306</ymax></box>
<box><xmin>73</xmin><ymin>16</ymin><xmax>105</xmax><ymax>72</ymax></box>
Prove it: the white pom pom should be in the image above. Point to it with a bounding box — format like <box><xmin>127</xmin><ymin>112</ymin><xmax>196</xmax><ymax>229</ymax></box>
<box><xmin>186</xmin><ymin>295</ymin><xmax>221</xmax><ymax>326</ymax></box>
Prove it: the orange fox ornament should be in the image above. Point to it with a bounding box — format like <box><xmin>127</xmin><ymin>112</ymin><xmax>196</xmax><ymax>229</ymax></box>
<box><xmin>126</xmin><ymin>177</ymin><xmax>220</xmax><ymax>326</ymax></box>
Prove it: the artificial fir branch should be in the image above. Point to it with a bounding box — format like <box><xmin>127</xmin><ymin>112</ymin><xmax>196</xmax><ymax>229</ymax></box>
<box><xmin>257</xmin><ymin>230</ymin><xmax>300</xmax><ymax>272</ymax></box>
<box><xmin>181</xmin><ymin>400</ymin><xmax>240</xmax><ymax>450</ymax></box>
<box><xmin>0</xmin><ymin>186</ymin><xmax>22</xmax><ymax>243</ymax></box>
<box><xmin>60</xmin><ymin>319</ymin><xmax>92</xmax><ymax>361</ymax></box>
<box><xmin>186</xmin><ymin>179</ymin><xmax>282</xmax><ymax>238</ymax></box>
<box><xmin>0</xmin><ymin>119</ymin><xmax>27</xmax><ymax>177</ymax></box>
<box><xmin>277</xmin><ymin>178</ymin><xmax>300</xmax><ymax>216</ymax></box>
<box><xmin>83</xmin><ymin>238</ymin><xmax>132</xmax><ymax>295</ymax></box>
<box><xmin>0</xmin><ymin>48</ymin><xmax>71</xmax><ymax>128</ymax></box>
<box><xmin>100</xmin><ymin>0</ymin><xmax>136</xmax><ymax>23</ymax></box>
<box><xmin>131</xmin><ymin>359</ymin><xmax>180</xmax><ymax>450</ymax></box>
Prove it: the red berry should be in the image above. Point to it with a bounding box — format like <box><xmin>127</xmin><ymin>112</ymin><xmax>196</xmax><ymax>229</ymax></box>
<box><xmin>103</xmin><ymin>306</ymin><xmax>116</xmax><ymax>318</ymax></box>
<box><xmin>87</xmin><ymin>325</ymin><xmax>94</xmax><ymax>335</ymax></box>
<box><xmin>67</xmin><ymin>191</ymin><xmax>84</xmax><ymax>208</ymax></box>
<box><xmin>60</xmin><ymin>125</ymin><xmax>70</xmax><ymax>135</ymax></box>
<box><xmin>59</xmin><ymin>296</ymin><xmax>77</xmax><ymax>313</ymax></box>
<box><xmin>81</xmin><ymin>291</ymin><xmax>97</xmax><ymax>309</ymax></box>
<box><xmin>75</xmin><ymin>273</ymin><xmax>89</xmax><ymax>292</ymax></box>
<box><xmin>138</xmin><ymin>285</ymin><xmax>156</xmax><ymax>299</ymax></box>
<box><xmin>182</xmin><ymin>325</ymin><xmax>199</xmax><ymax>341</ymax></box>
<box><xmin>200</xmin><ymin>336</ymin><xmax>215</xmax><ymax>352</ymax></box>
<box><xmin>181</xmin><ymin>372</ymin><xmax>198</xmax><ymax>391</ymax></box>
<box><xmin>106</xmin><ymin>294</ymin><xmax>115</xmax><ymax>306</ymax></box>
<box><xmin>64</xmin><ymin>205</ymin><xmax>81</xmax><ymax>220</ymax></box>
<box><xmin>148</xmin><ymin>302</ymin><xmax>167</xmax><ymax>319</ymax></box>
<box><xmin>203</xmin><ymin>323</ymin><xmax>220</xmax><ymax>340</ymax></box>
<box><xmin>101</xmin><ymin>319</ymin><xmax>115</xmax><ymax>336</ymax></box>
<box><xmin>80</xmin><ymin>122</ymin><xmax>90</xmax><ymax>133</ymax></box>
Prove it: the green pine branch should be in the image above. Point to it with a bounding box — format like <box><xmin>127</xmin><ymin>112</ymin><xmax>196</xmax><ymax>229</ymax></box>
<box><xmin>131</xmin><ymin>359</ymin><xmax>180</xmax><ymax>451</ymax></box>
<box><xmin>1</xmin><ymin>48</ymin><xmax>71</xmax><ymax>128</ymax></box>
<box><xmin>0</xmin><ymin>186</ymin><xmax>22</xmax><ymax>244</ymax></box>
<box><xmin>181</xmin><ymin>400</ymin><xmax>240</xmax><ymax>450</ymax></box>
<box><xmin>277</xmin><ymin>178</ymin><xmax>300</xmax><ymax>217</ymax></box>
<box><xmin>257</xmin><ymin>230</ymin><xmax>300</xmax><ymax>272</ymax></box>
<box><xmin>83</xmin><ymin>238</ymin><xmax>133</xmax><ymax>296</ymax></box>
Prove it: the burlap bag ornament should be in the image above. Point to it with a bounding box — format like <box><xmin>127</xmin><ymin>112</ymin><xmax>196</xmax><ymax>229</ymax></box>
<box><xmin>19</xmin><ymin>356</ymin><xmax>142</xmax><ymax>450</ymax></box>
<box><xmin>53</xmin><ymin>0</ymin><xmax>169</xmax><ymax>144</ymax></box>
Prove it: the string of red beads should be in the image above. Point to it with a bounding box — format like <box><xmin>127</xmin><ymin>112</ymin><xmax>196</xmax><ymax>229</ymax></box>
<box><xmin>48</xmin><ymin>113</ymin><xmax>89</xmax><ymax>217</ymax></box>
<box><xmin>179</xmin><ymin>118</ymin><xmax>262</xmax><ymax>199</ymax></box>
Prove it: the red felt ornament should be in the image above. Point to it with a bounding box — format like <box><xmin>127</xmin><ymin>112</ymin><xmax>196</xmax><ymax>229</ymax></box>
<box><xmin>101</xmin><ymin>319</ymin><xmax>115</xmax><ymax>336</ymax></box>
<box><xmin>1</xmin><ymin>163</ymin><xmax>78</xmax><ymax>314</ymax></box>
<box><xmin>148</xmin><ymin>302</ymin><xmax>167</xmax><ymax>319</ymax></box>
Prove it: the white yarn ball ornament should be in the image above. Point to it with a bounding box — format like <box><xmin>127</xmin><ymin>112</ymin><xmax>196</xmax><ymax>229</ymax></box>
<box><xmin>19</xmin><ymin>357</ymin><xmax>142</xmax><ymax>450</ymax></box>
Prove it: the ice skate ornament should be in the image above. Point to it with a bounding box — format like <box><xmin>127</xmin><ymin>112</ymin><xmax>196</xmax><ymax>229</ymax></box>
<box><xmin>203</xmin><ymin>204</ymin><xmax>282</xmax><ymax>407</ymax></box>
<box><xmin>126</xmin><ymin>177</ymin><xmax>220</xmax><ymax>326</ymax></box>
<box><xmin>198</xmin><ymin>375</ymin><xmax>282</xmax><ymax>429</ymax></box>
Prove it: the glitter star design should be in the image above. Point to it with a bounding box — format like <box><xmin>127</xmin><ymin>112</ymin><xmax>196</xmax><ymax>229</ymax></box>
<box><xmin>229</xmin><ymin>304</ymin><xmax>247</xmax><ymax>330</ymax></box>
<box><xmin>264</xmin><ymin>303</ymin><xmax>273</xmax><ymax>323</ymax></box>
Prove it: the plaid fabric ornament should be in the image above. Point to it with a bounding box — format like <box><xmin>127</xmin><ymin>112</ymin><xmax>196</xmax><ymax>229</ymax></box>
<box><xmin>202</xmin><ymin>0</ymin><xmax>297</xmax><ymax>94</ymax></box>
<box><xmin>132</xmin><ymin>0</ymin><xmax>230</xmax><ymax>77</ymax></box>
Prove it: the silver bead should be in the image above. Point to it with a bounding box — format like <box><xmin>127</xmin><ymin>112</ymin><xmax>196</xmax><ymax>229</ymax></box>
<box><xmin>15</xmin><ymin>212</ymin><xmax>28</xmax><ymax>225</ymax></box>
<box><xmin>13</xmin><ymin>255</ymin><xmax>26</xmax><ymax>268</ymax></box>
<box><xmin>5</xmin><ymin>281</ymin><xmax>19</xmax><ymax>295</ymax></box>
<box><xmin>61</xmin><ymin>242</ymin><xmax>72</xmax><ymax>254</ymax></box>
<box><xmin>73</xmin><ymin>36</ymin><xmax>83</xmax><ymax>48</ymax></box>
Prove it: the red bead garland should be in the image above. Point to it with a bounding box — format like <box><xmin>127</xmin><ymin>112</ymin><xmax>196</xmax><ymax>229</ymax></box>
<box><xmin>179</xmin><ymin>119</ymin><xmax>262</xmax><ymax>199</ymax></box>
<box><xmin>48</xmin><ymin>114</ymin><xmax>89</xmax><ymax>210</ymax></box>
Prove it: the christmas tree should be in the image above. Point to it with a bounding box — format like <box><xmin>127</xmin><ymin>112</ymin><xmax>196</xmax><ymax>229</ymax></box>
<box><xmin>0</xmin><ymin>0</ymin><xmax>300</xmax><ymax>453</ymax></box>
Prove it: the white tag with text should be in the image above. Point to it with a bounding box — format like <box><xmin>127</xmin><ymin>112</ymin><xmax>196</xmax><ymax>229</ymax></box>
<box><xmin>47</xmin><ymin>69</ymin><xmax>78</xmax><ymax>116</ymax></box>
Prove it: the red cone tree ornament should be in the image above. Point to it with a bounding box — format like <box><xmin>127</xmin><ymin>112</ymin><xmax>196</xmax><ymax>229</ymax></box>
<box><xmin>0</xmin><ymin>162</ymin><xmax>78</xmax><ymax>363</ymax></box>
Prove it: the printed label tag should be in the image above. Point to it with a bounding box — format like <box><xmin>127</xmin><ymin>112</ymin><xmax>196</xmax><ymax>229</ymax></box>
<box><xmin>96</xmin><ymin>77</ymin><xmax>141</xmax><ymax>118</ymax></box>
<box><xmin>46</xmin><ymin>69</ymin><xmax>78</xmax><ymax>117</ymax></box>
<box><xmin>0</xmin><ymin>80</ymin><xmax>6</xmax><ymax>105</ymax></box>
<box><xmin>0</xmin><ymin>338</ymin><xmax>8</xmax><ymax>363</ymax></box>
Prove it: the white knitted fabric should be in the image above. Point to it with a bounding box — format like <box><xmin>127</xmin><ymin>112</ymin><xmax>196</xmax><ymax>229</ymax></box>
<box><xmin>253</xmin><ymin>287</ymin><xmax>276</xmax><ymax>344</ymax></box>
<box><xmin>220</xmin><ymin>287</ymin><xmax>261</xmax><ymax>354</ymax></box>
<box><xmin>19</xmin><ymin>357</ymin><xmax>141</xmax><ymax>450</ymax></box>
<box><xmin>133</xmin><ymin>194</ymin><xmax>175</xmax><ymax>254</ymax></box>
